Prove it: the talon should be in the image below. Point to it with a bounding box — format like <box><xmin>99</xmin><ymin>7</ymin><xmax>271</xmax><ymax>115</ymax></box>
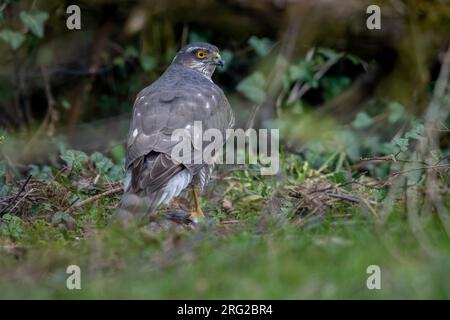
<box><xmin>190</xmin><ymin>210</ymin><xmax>205</xmax><ymax>223</ymax></box>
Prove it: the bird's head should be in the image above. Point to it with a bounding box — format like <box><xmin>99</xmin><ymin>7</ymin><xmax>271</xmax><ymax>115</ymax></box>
<box><xmin>172</xmin><ymin>42</ymin><xmax>224</xmax><ymax>78</ymax></box>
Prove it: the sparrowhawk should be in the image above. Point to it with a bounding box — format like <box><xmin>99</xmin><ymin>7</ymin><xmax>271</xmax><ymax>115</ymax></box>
<box><xmin>119</xmin><ymin>42</ymin><xmax>234</xmax><ymax>222</ymax></box>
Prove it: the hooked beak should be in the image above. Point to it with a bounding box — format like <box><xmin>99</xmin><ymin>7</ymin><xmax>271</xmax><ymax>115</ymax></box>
<box><xmin>212</xmin><ymin>52</ymin><xmax>224</xmax><ymax>67</ymax></box>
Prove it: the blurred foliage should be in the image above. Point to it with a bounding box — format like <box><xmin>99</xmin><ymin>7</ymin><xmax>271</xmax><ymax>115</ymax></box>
<box><xmin>0</xmin><ymin>0</ymin><xmax>449</xmax><ymax>299</ymax></box>
<box><xmin>0</xmin><ymin>144</ymin><xmax>449</xmax><ymax>298</ymax></box>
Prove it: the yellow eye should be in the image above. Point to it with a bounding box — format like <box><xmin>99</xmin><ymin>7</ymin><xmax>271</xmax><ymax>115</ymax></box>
<box><xmin>196</xmin><ymin>50</ymin><xmax>207</xmax><ymax>59</ymax></box>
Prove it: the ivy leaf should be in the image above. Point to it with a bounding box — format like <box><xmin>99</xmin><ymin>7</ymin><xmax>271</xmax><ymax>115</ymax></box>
<box><xmin>288</xmin><ymin>60</ymin><xmax>315</xmax><ymax>83</ymax></box>
<box><xmin>28</xmin><ymin>164</ymin><xmax>52</xmax><ymax>180</ymax></box>
<box><xmin>352</xmin><ymin>112</ymin><xmax>374</xmax><ymax>129</ymax></box>
<box><xmin>90</xmin><ymin>152</ymin><xmax>114</xmax><ymax>175</ymax></box>
<box><xmin>321</xmin><ymin>76</ymin><xmax>351</xmax><ymax>100</ymax></box>
<box><xmin>241</xmin><ymin>194</ymin><xmax>263</xmax><ymax>202</ymax></box>
<box><xmin>393</xmin><ymin>137</ymin><xmax>409</xmax><ymax>152</ymax></box>
<box><xmin>0</xmin><ymin>29</ymin><xmax>25</xmax><ymax>50</ymax></box>
<box><xmin>248</xmin><ymin>36</ymin><xmax>274</xmax><ymax>57</ymax></box>
<box><xmin>346</xmin><ymin>54</ymin><xmax>365</xmax><ymax>66</ymax></box>
<box><xmin>388</xmin><ymin>102</ymin><xmax>406</xmax><ymax>123</ymax></box>
<box><xmin>0</xmin><ymin>160</ymin><xmax>10</xmax><ymax>197</ymax></box>
<box><xmin>113</xmin><ymin>56</ymin><xmax>125</xmax><ymax>68</ymax></box>
<box><xmin>60</xmin><ymin>150</ymin><xmax>88</xmax><ymax>171</ymax></box>
<box><xmin>60</xmin><ymin>98</ymin><xmax>71</xmax><ymax>110</ymax></box>
<box><xmin>20</xmin><ymin>10</ymin><xmax>49</xmax><ymax>38</ymax></box>
<box><xmin>0</xmin><ymin>160</ymin><xmax>6</xmax><ymax>178</ymax></box>
<box><xmin>0</xmin><ymin>184</ymin><xmax>11</xmax><ymax>197</ymax></box>
<box><xmin>236</xmin><ymin>72</ymin><xmax>266</xmax><ymax>104</ymax></box>
<box><xmin>106</xmin><ymin>164</ymin><xmax>124</xmax><ymax>182</ymax></box>
<box><xmin>405</xmin><ymin>123</ymin><xmax>424</xmax><ymax>140</ymax></box>
<box><xmin>111</xmin><ymin>144</ymin><xmax>125</xmax><ymax>164</ymax></box>
<box><xmin>125</xmin><ymin>46</ymin><xmax>139</xmax><ymax>58</ymax></box>
<box><xmin>317</xmin><ymin>48</ymin><xmax>340</xmax><ymax>62</ymax></box>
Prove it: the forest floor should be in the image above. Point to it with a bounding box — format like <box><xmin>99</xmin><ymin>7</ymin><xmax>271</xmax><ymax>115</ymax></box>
<box><xmin>1</xmin><ymin>150</ymin><xmax>449</xmax><ymax>299</ymax></box>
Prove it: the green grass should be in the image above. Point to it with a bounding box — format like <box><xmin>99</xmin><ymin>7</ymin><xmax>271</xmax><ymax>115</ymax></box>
<box><xmin>1</xmin><ymin>212</ymin><xmax>450</xmax><ymax>299</ymax></box>
<box><xmin>1</xmin><ymin>150</ymin><xmax>449</xmax><ymax>299</ymax></box>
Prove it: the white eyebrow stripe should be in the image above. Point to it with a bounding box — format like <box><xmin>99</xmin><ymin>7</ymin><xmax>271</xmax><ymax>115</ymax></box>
<box><xmin>186</xmin><ymin>47</ymin><xmax>205</xmax><ymax>52</ymax></box>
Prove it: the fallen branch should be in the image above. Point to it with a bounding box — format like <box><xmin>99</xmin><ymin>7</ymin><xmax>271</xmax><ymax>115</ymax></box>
<box><xmin>390</xmin><ymin>164</ymin><xmax>450</xmax><ymax>178</ymax></box>
<box><xmin>65</xmin><ymin>186</ymin><xmax>123</xmax><ymax>214</ymax></box>
<box><xmin>359</xmin><ymin>153</ymin><xmax>428</xmax><ymax>166</ymax></box>
<box><xmin>327</xmin><ymin>193</ymin><xmax>361</xmax><ymax>203</ymax></box>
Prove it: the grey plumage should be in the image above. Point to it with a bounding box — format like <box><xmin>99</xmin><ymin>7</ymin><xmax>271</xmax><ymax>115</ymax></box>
<box><xmin>119</xmin><ymin>43</ymin><xmax>234</xmax><ymax>220</ymax></box>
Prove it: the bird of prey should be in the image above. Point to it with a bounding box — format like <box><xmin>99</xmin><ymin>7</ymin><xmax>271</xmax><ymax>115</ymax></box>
<box><xmin>119</xmin><ymin>42</ymin><xmax>234</xmax><ymax>222</ymax></box>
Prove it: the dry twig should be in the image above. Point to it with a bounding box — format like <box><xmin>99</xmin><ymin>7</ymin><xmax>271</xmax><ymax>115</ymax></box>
<box><xmin>65</xmin><ymin>185</ymin><xmax>123</xmax><ymax>214</ymax></box>
<box><xmin>0</xmin><ymin>175</ymin><xmax>32</xmax><ymax>217</ymax></box>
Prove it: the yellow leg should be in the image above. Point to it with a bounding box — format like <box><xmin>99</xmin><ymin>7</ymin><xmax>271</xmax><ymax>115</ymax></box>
<box><xmin>190</xmin><ymin>186</ymin><xmax>205</xmax><ymax>221</ymax></box>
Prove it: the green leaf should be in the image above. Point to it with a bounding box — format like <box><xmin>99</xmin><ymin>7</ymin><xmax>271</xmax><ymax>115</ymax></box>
<box><xmin>241</xmin><ymin>194</ymin><xmax>263</xmax><ymax>202</ymax></box>
<box><xmin>90</xmin><ymin>152</ymin><xmax>114</xmax><ymax>175</ymax></box>
<box><xmin>346</xmin><ymin>54</ymin><xmax>365</xmax><ymax>66</ymax></box>
<box><xmin>20</xmin><ymin>10</ymin><xmax>49</xmax><ymax>38</ymax></box>
<box><xmin>113</xmin><ymin>57</ymin><xmax>125</xmax><ymax>68</ymax></box>
<box><xmin>111</xmin><ymin>144</ymin><xmax>125</xmax><ymax>164</ymax></box>
<box><xmin>60</xmin><ymin>150</ymin><xmax>88</xmax><ymax>171</ymax></box>
<box><xmin>248</xmin><ymin>36</ymin><xmax>274</xmax><ymax>57</ymax></box>
<box><xmin>0</xmin><ymin>160</ymin><xmax>6</xmax><ymax>178</ymax></box>
<box><xmin>140</xmin><ymin>54</ymin><xmax>157</xmax><ymax>72</ymax></box>
<box><xmin>0</xmin><ymin>159</ymin><xmax>11</xmax><ymax>196</ymax></box>
<box><xmin>405</xmin><ymin>123</ymin><xmax>424</xmax><ymax>140</ymax></box>
<box><xmin>352</xmin><ymin>112</ymin><xmax>374</xmax><ymax>129</ymax></box>
<box><xmin>28</xmin><ymin>164</ymin><xmax>52</xmax><ymax>180</ymax></box>
<box><xmin>0</xmin><ymin>214</ymin><xmax>24</xmax><ymax>240</ymax></box>
<box><xmin>106</xmin><ymin>164</ymin><xmax>124</xmax><ymax>182</ymax></box>
<box><xmin>0</xmin><ymin>184</ymin><xmax>11</xmax><ymax>197</ymax></box>
<box><xmin>0</xmin><ymin>29</ymin><xmax>25</xmax><ymax>50</ymax></box>
<box><xmin>51</xmin><ymin>212</ymin><xmax>63</xmax><ymax>225</ymax></box>
<box><xmin>387</xmin><ymin>102</ymin><xmax>406</xmax><ymax>123</ymax></box>
<box><xmin>60</xmin><ymin>98</ymin><xmax>71</xmax><ymax>110</ymax></box>
<box><xmin>125</xmin><ymin>46</ymin><xmax>139</xmax><ymax>58</ymax></box>
<box><xmin>317</xmin><ymin>48</ymin><xmax>339</xmax><ymax>62</ymax></box>
<box><xmin>236</xmin><ymin>72</ymin><xmax>266</xmax><ymax>104</ymax></box>
<box><xmin>321</xmin><ymin>76</ymin><xmax>351</xmax><ymax>100</ymax></box>
<box><xmin>288</xmin><ymin>60</ymin><xmax>315</xmax><ymax>83</ymax></box>
<box><xmin>393</xmin><ymin>137</ymin><xmax>409</xmax><ymax>152</ymax></box>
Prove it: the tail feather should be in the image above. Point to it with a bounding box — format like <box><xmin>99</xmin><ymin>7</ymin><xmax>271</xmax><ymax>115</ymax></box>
<box><xmin>117</xmin><ymin>192</ymin><xmax>145</xmax><ymax>220</ymax></box>
<box><xmin>118</xmin><ymin>190</ymin><xmax>164</xmax><ymax>221</ymax></box>
<box><xmin>118</xmin><ymin>155</ymin><xmax>193</xmax><ymax>222</ymax></box>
